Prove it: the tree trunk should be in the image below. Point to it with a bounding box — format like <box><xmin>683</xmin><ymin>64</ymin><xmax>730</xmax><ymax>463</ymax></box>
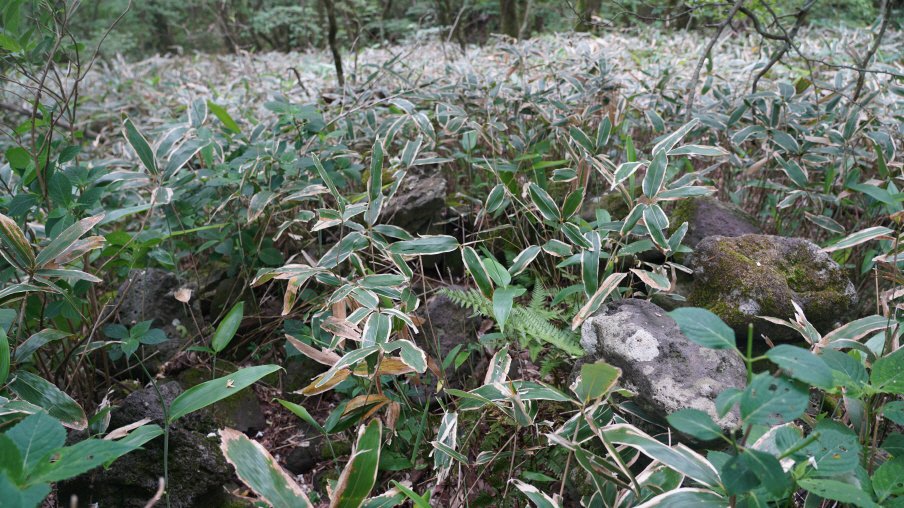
<box><xmin>500</xmin><ymin>0</ymin><xmax>518</xmax><ymax>38</ymax></box>
<box><xmin>575</xmin><ymin>0</ymin><xmax>601</xmax><ymax>32</ymax></box>
<box><xmin>322</xmin><ymin>0</ymin><xmax>344</xmax><ymax>86</ymax></box>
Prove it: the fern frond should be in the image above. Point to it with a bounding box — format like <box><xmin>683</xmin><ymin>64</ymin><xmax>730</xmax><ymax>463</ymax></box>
<box><xmin>440</xmin><ymin>287</ymin><xmax>584</xmax><ymax>356</ymax></box>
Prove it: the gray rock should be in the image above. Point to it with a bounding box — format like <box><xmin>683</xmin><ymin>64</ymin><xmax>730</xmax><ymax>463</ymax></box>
<box><xmin>672</xmin><ymin>196</ymin><xmax>761</xmax><ymax>248</ymax></box>
<box><xmin>687</xmin><ymin>234</ymin><xmax>856</xmax><ymax>341</ymax></box>
<box><xmin>59</xmin><ymin>382</ymin><xmax>230</xmax><ymax>508</ymax></box>
<box><xmin>414</xmin><ymin>289</ymin><xmax>484</xmax><ymax>391</ymax></box>
<box><xmin>381</xmin><ymin>167</ymin><xmax>447</xmax><ymax>234</ymax></box>
<box><xmin>115</xmin><ymin>268</ymin><xmax>202</xmax><ymax>373</ymax></box>
<box><xmin>580</xmin><ymin>299</ymin><xmax>746</xmax><ymax>430</ymax></box>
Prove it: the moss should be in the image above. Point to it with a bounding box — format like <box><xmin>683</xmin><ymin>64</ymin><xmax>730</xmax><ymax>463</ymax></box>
<box><xmin>688</xmin><ymin>235</ymin><xmax>854</xmax><ymax>341</ymax></box>
<box><xmin>668</xmin><ymin>198</ymin><xmax>699</xmax><ymax>234</ymax></box>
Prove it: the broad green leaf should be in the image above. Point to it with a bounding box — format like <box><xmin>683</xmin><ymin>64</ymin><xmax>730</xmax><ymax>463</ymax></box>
<box><xmin>511</xmin><ymin>479</ymin><xmax>561</xmax><ymax>508</ymax></box>
<box><xmin>462</xmin><ymin>247</ymin><xmax>493</xmax><ymax>297</ymax></box>
<box><xmin>822</xmin><ymin>226</ymin><xmax>893</xmax><ymax>253</ymax></box>
<box><xmin>571</xmin><ymin>272</ymin><xmax>627</xmax><ymax>330</ymax></box>
<box><xmin>882</xmin><ymin>401</ymin><xmax>904</xmax><ymax>426</ymax></box>
<box><xmin>562</xmin><ymin>188</ymin><xmax>584</xmax><ymax>219</ymax></box>
<box><xmin>8</xmin><ymin>372</ymin><xmax>87</xmax><ymax>430</ymax></box>
<box><xmin>0</xmin><ymin>327</ymin><xmax>7</xmax><ymax>387</ymax></box>
<box><xmin>666</xmin><ymin>409</ymin><xmax>723</xmax><ymax>441</ymax></box>
<box><xmin>668</xmin><ymin>145</ymin><xmax>728</xmax><ymax>157</ymax></box>
<box><xmin>493</xmin><ymin>287</ymin><xmax>526</xmax><ymax>333</ymax></box>
<box><xmin>739</xmin><ymin>373</ymin><xmax>808</xmax><ymax>426</ymax></box>
<box><xmin>653</xmin><ymin>119</ymin><xmax>699</xmax><ymax>155</ymax></box>
<box><xmin>211</xmin><ymin>301</ymin><xmax>244</xmax><ymax>354</ymax></box>
<box><xmin>872</xmin><ymin>455</ymin><xmax>904</xmax><ymax>501</ymax></box>
<box><xmin>0</xmin><ymin>213</ymin><xmax>35</xmax><ymax>271</ymax></box>
<box><xmin>765</xmin><ymin>345</ymin><xmax>833</xmax><ymax>389</ymax></box>
<box><xmin>220</xmin><ymin>427</ymin><xmax>312</xmax><ymax>507</ymax></box>
<box><xmin>574</xmin><ymin>361</ymin><xmax>621</xmax><ymax>403</ymax></box>
<box><xmin>570</xmin><ymin>126</ymin><xmax>595</xmax><ymax>153</ymax></box>
<box><xmin>34</xmin><ymin>214</ymin><xmax>104</xmax><ymax>268</ymax></box>
<box><xmin>29</xmin><ymin>439</ymin><xmax>137</xmax><ymax>483</ymax></box>
<box><xmin>741</xmin><ymin>448</ymin><xmax>790</xmax><ymax>497</ymax></box>
<box><xmin>332</xmin><ymin>419</ymin><xmax>382</xmax><ymax>508</ymax></box>
<box><xmin>362</xmin><ymin>313</ymin><xmax>391</xmax><ymax>347</ymax></box>
<box><xmin>206</xmin><ymin>101</ymin><xmax>241</xmax><ymax>133</ymax></box>
<box><xmin>581</xmin><ymin>232</ymin><xmax>601</xmax><ymax>296</ymax></box>
<box><xmin>642</xmin><ymin>150</ymin><xmax>668</xmax><ymax>198</ymax></box>
<box><xmin>6</xmin><ymin>411</ymin><xmax>65</xmax><ymax>475</ymax></box>
<box><xmin>638</xmin><ymin>488</ymin><xmax>726</xmax><ymax>507</ymax></box>
<box><xmin>612</xmin><ymin>161</ymin><xmax>645</xmax><ymax>189</ymax></box>
<box><xmin>528</xmin><ymin>183</ymin><xmax>559</xmax><ymax>222</ymax></box>
<box><xmin>509</xmin><ymin>245</ymin><xmax>541</xmax><ymax>276</ymax></box>
<box><xmin>0</xmin><ymin>473</ymin><xmax>50</xmax><ymax>508</ymax></box>
<box><xmin>394</xmin><ymin>339</ymin><xmax>427</xmax><ymax>373</ymax></box>
<box><xmin>871</xmin><ymin>345</ymin><xmax>904</xmax><ymax>395</ymax></box>
<box><xmin>433</xmin><ymin>411</ymin><xmax>458</xmax><ymax>481</ymax></box>
<box><xmin>168</xmin><ymin>365</ymin><xmax>280</xmax><ymax>422</ymax></box>
<box><xmin>388</xmin><ymin>235</ymin><xmax>459</xmax><ymax>256</ymax></box>
<box><xmin>803</xmin><ymin>420</ymin><xmax>860</xmax><ymax>474</ymax></box>
<box><xmin>122</xmin><ymin>118</ymin><xmax>157</xmax><ymax>174</ymax></box>
<box><xmin>248</xmin><ymin>191</ymin><xmax>277</xmax><ymax>223</ymax></box>
<box><xmin>798</xmin><ymin>478</ymin><xmax>880</xmax><ymax>508</ymax></box>
<box><xmin>485</xmin><ymin>184</ymin><xmax>507</xmax><ymax>213</ymax></box>
<box><xmin>277</xmin><ymin>399</ymin><xmax>325</xmax><ymax>434</ymax></box>
<box><xmin>483</xmin><ymin>256</ymin><xmax>511</xmax><ymax>287</ymax></box>
<box><xmin>669</xmin><ymin>308</ymin><xmax>736</xmax><ymax>350</ymax></box>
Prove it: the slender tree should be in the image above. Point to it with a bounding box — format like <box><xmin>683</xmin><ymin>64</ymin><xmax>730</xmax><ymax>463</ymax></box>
<box><xmin>500</xmin><ymin>0</ymin><xmax>519</xmax><ymax>38</ymax></box>
<box><xmin>322</xmin><ymin>0</ymin><xmax>344</xmax><ymax>86</ymax></box>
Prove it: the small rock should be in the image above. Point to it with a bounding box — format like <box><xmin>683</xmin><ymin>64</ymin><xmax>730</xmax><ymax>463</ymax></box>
<box><xmin>671</xmin><ymin>196</ymin><xmax>761</xmax><ymax>248</ymax></box>
<box><xmin>414</xmin><ymin>288</ymin><xmax>483</xmax><ymax>390</ymax></box>
<box><xmin>59</xmin><ymin>382</ymin><xmax>230</xmax><ymax>508</ymax></box>
<box><xmin>381</xmin><ymin>167</ymin><xmax>447</xmax><ymax>234</ymax></box>
<box><xmin>688</xmin><ymin>234</ymin><xmax>856</xmax><ymax>341</ymax></box>
<box><xmin>580</xmin><ymin>299</ymin><xmax>746</xmax><ymax>430</ymax></box>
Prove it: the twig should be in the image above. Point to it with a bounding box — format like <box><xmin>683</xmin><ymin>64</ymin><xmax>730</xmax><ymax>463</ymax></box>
<box><xmin>684</xmin><ymin>0</ymin><xmax>746</xmax><ymax>122</ymax></box>
<box><xmin>852</xmin><ymin>0</ymin><xmax>892</xmax><ymax>103</ymax></box>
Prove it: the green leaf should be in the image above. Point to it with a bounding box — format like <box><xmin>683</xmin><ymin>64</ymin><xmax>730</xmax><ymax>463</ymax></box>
<box><xmin>206</xmin><ymin>101</ymin><xmax>241</xmax><ymax>133</ymax></box>
<box><xmin>765</xmin><ymin>345</ymin><xmax>834</xmax><ymax>389</ymax></box>
<box><xmin>34</xmin><ymin>214</ymin><xmax>104</xmax><ymax>268</ymax></box>
<box><xmin>0</xmin><ymin>473</ymin><xmax>50</xmax><ymax>508</ymax></box>
<box><xmin>333</xmin><ymin>419</ymin><xmax>382</xmax><ymax>508</ymax></box>
<box><xmin>574</xmin><ymin>361</ymin><xmax>621</xmax><ymax>403</ymax></box>
<box><xmin>822</xmin><ymin>226</ymin><xmax>893</xmax><ymax>253</ymax></box>
<box><xmin>387</xmin><ymin>235</ymin><xmax>459</xmax><ymax>256</ymax></box>
<box><xmin>669</xmin><ymin>308</ymin><xmax>736</xmax><ymax>350</ymax></box>
<box><xmin>612</xmin><ymin>161</ymin><xmax>645</xmax><ymax>189</ymax></box>
<box><xmin>666</xmin><ymin>409</ymin><xmax>723</xmax><ymax>441</ymax></box>
<box><xmin>571</xmin><ymin>272</ymin><xmax>627</xmax><ymax>330</ymax></box>
<box><xmin>462</xmin><ymin>247</ymin><xmax>493</xmax><ymax>297</ymax></box>
<box><xmin>362</xmin><ymin>312</ymin><xmax>391</xmax><ymax>347</ymax></box>
<box><xmin>211</xmin><ymin>301</ymin><xmax>244</xmax><ymax>354</ymax></box>
<box><xmin>798</xmin><ymin>478</ymin><xmax>880</xmax><ymax>508</ymax></box>
<box><xmin>485</xmin><ymin>184</ymin><xmax>507</xmax><ymax>214</ymax></box>
<box><xmin>639</xmin><ymin>489</ymin><xmax>726</xmax><ymax>507</ymax></box>
<box><xmin>873</xmin><ymin>455</ymin><xmax>904</xmax><ymax>501</ymax></box>
<box><xmin>493</xmin><ymin>287</ymin><xmax>526</xmax><ymax>333</ymax></box>
<box><xmin>668</xmin><ymin>145</ymin><xmax>728</xmax><ymax>157</ymax></box>
<box><xmin>508</xmin><ymin>245</ymin><xmax>541</xmax><ymax>277</ymax></box>
<box><xmin>168</xmin><ymin>365</ymin><xmax>280</xmax><ymax>422</ymax></box>
<box><xmin>741</xmin><ymin>448</ymin><xmax>791</xmax><ymax>497</ymax></box>
<box><xmin>277</xmin><ymin>399</ymin><xmax>325</xmax><ymax>434</ymax></box>
<box><xmin>528</xmin><ymin>183</ymin><xmax>559</xmax><ymax>222</ymax></box>
<box><xmin>803</xmin><ymin>421</ymin><xmax>860</xmax><ymax>475</ymax></box>
<box><xmin>0</xmin><ymin>213</ymin><xmax>35</xmax><ymax>271</ymax></box>
<box><xmin>122</xmin><ymin>118</ymin><xmax>157</xmax><ymax>174</ymax></box>
<box><xmin>0</xmin><ymin>327</ymin><xmax>8</xmax><ymax>387</ymax></box>
<box><xmin>511</xmin><ymin>479</ymin><xmax>561</xmax><ymax>508</ymax></box>
<box><xmin>29</xmin><ymin>439</ymin><xmax>137</xmax><ymax>483</ymax></box>
<box><xmin>653</xmin><ymin>119</ymin><xmax>699</xmax><ymax>155</ymax></box>
<box><xmin>882</xmin><ymin>401</ymin><xmax>904</xmax><ymax>426</ymax></box>
<box><xmin>6</xmin><ymin>412</ymin><xmax>65</xmax><ymax>475</ymax></box>
<box><xmin>395</xmin><ymin>339</ymin><xmax>427</xmax><ymax>373</ymax></box>
<box><xmin>8</xmin><ymin>372</ymin><xmax>87</xmax><ymax>430</ymax></box>
<box><xmin>872</xmin><ymin>345</ymin><xmax>904</xmax><ymax>395</ymax></box>
<box><xmin>219</xmin><ymin>428</ymin><xmax>312</xmax><ymax>507</ymax></box>
<box><xmin>739</xmin><ymin>373</ymin><xmax>808</xmax><ymax>426</ymax></box>
<box><xmin>642</xmin><ymin>150</ymin><xmax>668</xmax><ymax>198</ymax></box>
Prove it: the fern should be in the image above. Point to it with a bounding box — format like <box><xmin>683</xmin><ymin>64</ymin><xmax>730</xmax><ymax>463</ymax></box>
<box><xmin>441</xmin><ymin>288</ymin><xmax>584</xmax><ymax>356</ymax></box>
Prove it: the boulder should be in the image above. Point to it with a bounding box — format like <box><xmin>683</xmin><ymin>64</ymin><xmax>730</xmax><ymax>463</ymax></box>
<box><xmin>670</xmin><ymin>196</ymin><xmax>761</xmax><ymax>248</ymax></box>
<box><xmin>414</xmin><ymin>289</ymin><xmax>483</xmax><ymax>390</ymax></box>
<box><xmin>580</xmin><ymin>299</ymin><xmax>746</xmax><ymax>430</ymax></box>
<box><xmin>687</xmin><ymin>234</ymin><xmax>856</xmax><ymax>341</ymax></box>
<box><xmin>115</xmin><ymin>268</ymin><xmax>202</xmax><ymax>373</ymax></box>
<box><xmin>59</xmin><ymin>382</ymin><xmax>231</xmax><ymax>508</ymax></box>
<box><xmin>381</xmin><ymin>167</ymin><xmax>447</xmax><ymax>234</ymax></box>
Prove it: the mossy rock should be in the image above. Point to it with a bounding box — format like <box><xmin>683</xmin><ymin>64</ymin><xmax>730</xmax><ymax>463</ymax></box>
<box><xmin>669</xmin><ymin>196</ymin><xmax>760</xmax><ymax>248</ymax></box>
<box><xmin>688</xmin><ymin>234</ymin><xmax>856</xmax><ymax>342</ymax></box>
